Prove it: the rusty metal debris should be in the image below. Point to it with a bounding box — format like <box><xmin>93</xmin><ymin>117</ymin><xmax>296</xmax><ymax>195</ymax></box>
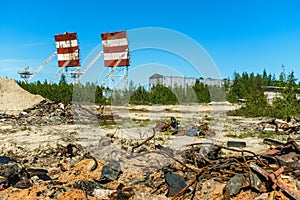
<box><xmin>250</xmin><ymin>162</ymin><xmax>300</xmax><ymax>200</ymax></box>
<box><xmin>131</xmin><ymin>128</ymin><xmax>156</xmax><ymax>154</ymax></box>
<box><xmin>98</xmin><ymin>165</ymin><xmax>122</xmax><ymax>184</ymax></box>
<box><xmin>156</xmin><ymin>117</ymin><xmax>210</xmax><ymax>136</ymax></box>
<box><xmin>163</xmin><ymin>168</ymin><xmax>187</xmax><ymax>197</ymax></box>
<box><xmin>0</xmin><ymin>155</ymin><xmax>49</xmax><ymax>189</ymax></box>
<box><xmin>0</xmin><ymin>125</ymin><xmax>299</xmax><ymax>199</ymax></box>
<box><xmin>125</xmin><ymin>136</ymin><xmax>300</xmax><ymax>199</ymax></box>
<box><xmin>227</xmin><ymin>141</ymin><xmax>246</xmax><ymax>148</ymax></box>
<box><xmin>259</xmin><ymin>117</ymin><xmax>300</xmax><ymax>135</ymax></box>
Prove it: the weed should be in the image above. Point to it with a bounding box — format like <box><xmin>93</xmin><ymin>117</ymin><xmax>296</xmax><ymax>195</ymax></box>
<box><xmin>98</xmin><ymin>119</ymin><xmax>117</xmax><ymax>127</ymax></box>
<box><xmin>257</xmin><ymin>131</ymin><xmax>275</xmax><ymax>139</ymax></box>
<box><xmin>20</xmin><ymin>126</ymin><xmax>31</xmax><ymax>131</ymax></box>
<box><xmin>204</xmin><ymin>116</ymin><xmax>213</xmax><ymax>121</ymax></box>
<box><xmin>225</xmin><ymin>133</ymin><xmax>238</xmax><ymax>138</ymax></box>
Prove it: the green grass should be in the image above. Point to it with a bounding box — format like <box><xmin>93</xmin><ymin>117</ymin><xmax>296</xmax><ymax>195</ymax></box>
<box><xmin>98</xmin><ymin>119</ymin><xmax>117</xmax><ymax>127</ymax></box>
<box><xmin>131</xmin><ymin>118</ymin><xmax>151</xmax><ymax>127</ymax></box>
<box><xmin>99</xmin><ymin>118</ymin><xmax>152</xmax><ymax>129</ymax></box>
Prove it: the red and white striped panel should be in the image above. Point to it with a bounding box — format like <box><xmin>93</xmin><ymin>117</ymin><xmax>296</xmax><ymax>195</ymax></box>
<box><xmin>54</xmin><ymin>32</ymin><xmax>80</xmax><ymax>67</ymax></box>
<box><xmin>101</xmin><ymin>31</ymin><xmax>130</xmax><ymax>67</ymax></box>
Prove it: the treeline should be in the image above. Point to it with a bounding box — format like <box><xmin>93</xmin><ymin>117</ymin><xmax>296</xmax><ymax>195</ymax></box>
<box><xmin>112</xmin><ymin>83</ymin><xmax>223</xmax><ymax>105</ymax></box>
<box><xmin>17</xmin><ymin>75</ymin><xmax>224</xmax><ymax>105</ymax></box>
<box><xmin>18</xmin><ymin>75</ymin><xmax>106</xmax><ymax>104</ymax></box>
<box><xmin>18</xmin><ymin>67</ymin><xmax>300</xmax><ymax>119</ymax></box>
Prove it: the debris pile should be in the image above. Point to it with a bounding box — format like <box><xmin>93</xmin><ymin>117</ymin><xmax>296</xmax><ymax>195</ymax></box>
<box><xmin>0</xmin><ymin>129</ymin><xmax>299</xmax><ymax>199</ymax></box>
<box><xmin>125</xmin><ymin>138</ymin><xmax>300</xmax><ymax>199</ymax></box>
<box><xmin>0</xmin><ymin>99</ymin><xmax>120</xmax><ymax>125</ymax></box>
<box><xmin>155</xmin><ymin>117</ymin><xmax>179</xmax><ymax>133</ymax></box>
<box><xmin>155</xmin><ymin>117</ymin><xmax>210</xmax><ymax>136</ymax></box>
<box><xmin>15</xmin><ymin>100</ymin><xmax>75</xmax><ymax>125</ymax></box>
<box><xmin>258</xmin><ymin>118</ymin><xmax>300</xmax><ymax>135</ymax></box>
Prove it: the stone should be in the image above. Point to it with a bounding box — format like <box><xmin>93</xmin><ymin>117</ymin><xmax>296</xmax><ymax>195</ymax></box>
<box><xmin>254</xmin><ymin>193</ymin><xmax>269</xmax><ymax>200</ymax></box>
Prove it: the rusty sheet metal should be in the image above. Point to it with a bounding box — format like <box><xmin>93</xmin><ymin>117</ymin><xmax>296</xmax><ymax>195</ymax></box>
<box><xmin>263</xmin><ymin>138</ymin><xmax>285</xmax><ymax>146</ymax></box>
<box><xmin>227</xmin><ymin>141</ymin><xmax>246</xmax><ymax>148</ymax></box>
<box><xmin>223</xmin><ymin>171</ymin><xmax>266</xmax><ymax>199</ymax></box>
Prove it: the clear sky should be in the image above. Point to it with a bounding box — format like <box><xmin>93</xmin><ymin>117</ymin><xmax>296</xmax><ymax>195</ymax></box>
<box><xmin>1</xmin><ymin>0</ymin><xmax>300</xmax><ymax>85</ymax></box>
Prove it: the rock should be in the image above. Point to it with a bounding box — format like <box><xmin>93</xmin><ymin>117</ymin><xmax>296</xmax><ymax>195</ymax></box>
<box><xmin>0</xmin><ymin>176</ymin><xmax>8</xmax><ymax>190</ymax></box>
<box><xmin>13</xmin><ymin>179</ymin><xmax>32</xmax><ymax>189</ymax></box>
<box><xmin>93</xmin><ymin>188</ymin><xmax>114</xmax><ymax>199</ymax></box>
<box><xmin>254</xmin><ymin>193</ymin><xmax>269</xmax><ymax>200</ymax></box>
<box><xmin>297</xmin><ymin>181</ymin><xmax>300</xmax><ymax>190</ymax></box>
<box><xmin>0</xmin><ymin>156</ymin><xmax>25</xmax><ymax>186</ymax></box>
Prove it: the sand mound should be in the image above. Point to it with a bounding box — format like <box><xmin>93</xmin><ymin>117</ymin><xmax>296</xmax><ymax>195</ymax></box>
<box><xmin>0</xmin><ymin>77</ymin><xmax>44</xmax><ymax>115</ymax></box>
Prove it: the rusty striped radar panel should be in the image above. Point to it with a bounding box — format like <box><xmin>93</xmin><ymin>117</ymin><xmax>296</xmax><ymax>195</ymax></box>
<box><xmin>54</xmin><ymin>32</ymin><xmax>80</xmax><ymax>67</ymax></box>
<box><xmin>101</xmin><ymin>31</ymin><xmax>130</xmax><ymax>67</ymax></box>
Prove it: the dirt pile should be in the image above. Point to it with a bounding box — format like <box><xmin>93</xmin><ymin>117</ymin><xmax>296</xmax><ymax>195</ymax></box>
<box><xmin>0</xmin><ymin>77</ymin><xmax>44</xmax><ymax>115</ymax></box>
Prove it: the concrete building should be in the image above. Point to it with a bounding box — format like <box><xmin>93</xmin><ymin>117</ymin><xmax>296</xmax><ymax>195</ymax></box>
<box><xmin>149</xmin><ymin>73</ymin><xmax>224</xmax><ymax>89</ymax></box>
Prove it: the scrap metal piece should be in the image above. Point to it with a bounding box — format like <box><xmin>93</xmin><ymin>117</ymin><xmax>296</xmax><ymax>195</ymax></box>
<box><xmin>131</xmin><ymin>128</ymin><xmax>156</xmax><ymax>154</ymax></box>
<box><xmin>227</xmin><ymin>141</ymin><xmax>246</xmax><ymax>148</ymax></box>
<box><xmin>223</xmin><ymin>168</ymin><xmax>276</xmax><ymax>199</ymax></box>
<box><xmin>83</xmin><ymin>153</ymin><xmax>98</xmax><ymax>172</ymax></box>
<box><xmin>223</xmin><ymin>173</ymin><xmax>250</xmax><ymax>198</ymax></box>
<box><xmin>164</xmin><ymin>170</ymin><xmax>187</xmax><ymax>197</ymax></box>
<box><xmin>90</xmin><ymin>156</ymin><xmax>98</xmax><ymax>172</ymax></box>
<box><xmin>249</xmin><ymin>163</ymin><xmax>269</xmax><ymax>180</ymax></box>
<box><xmin>98</xmin><ymin>165</ymin><xmax>122</xmax><ymax>184</ymax></box>
<box><xmin>263</xmin><ymin>138</ymin><xmax>285</xmax><ymax>147</ymax></box>
<box><xmin>249</xmin><ymin>162</ymin><xmax>300</xmax><ymax>200</ymax></box>
<box><xmin>249</xmin><ymin>171</ymin><xmax>266</xmax><ymax>193</ymax></box>
<box><xmin>26</xmin><ymin>168</ymin><xmax>48</xmax><ymax>177</ymax></box>
<box><xmin>170</xmin><ymin>116</ymin><xmax>179</xmax><ymax>132</ymax></box>
<box><xmin>286</xmin><ymin>138</ymin><xmax>300</xmax><ymax>153</ymax></box>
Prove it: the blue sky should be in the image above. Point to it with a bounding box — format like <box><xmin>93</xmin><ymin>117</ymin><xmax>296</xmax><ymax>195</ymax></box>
<box><xmin>0</xmin><ymin>0</ymin><xmax>300</xmax><ymax>85</ymax></box>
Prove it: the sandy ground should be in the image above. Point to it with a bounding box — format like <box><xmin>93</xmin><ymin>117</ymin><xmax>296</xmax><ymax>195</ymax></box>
<box><xmin>0</xmin><ymin>104</ymin><xmax>270</xmax><ymax>153</ymax></box>
<box><xmin>1</xmin><ymin>104</ymin><xmax>299</xmax><ymax>199</ymax></box>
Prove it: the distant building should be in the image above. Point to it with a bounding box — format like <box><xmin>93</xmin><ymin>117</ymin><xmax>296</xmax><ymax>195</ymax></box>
<box><xmin>149</xmin><ymin>73</ymin><xmax>224</xmax><ymax>89</ymax></box>
<box><xmin>263</xmin><ymin>86</ymin><xmax>283</xmax><ymax>104</ymax></box>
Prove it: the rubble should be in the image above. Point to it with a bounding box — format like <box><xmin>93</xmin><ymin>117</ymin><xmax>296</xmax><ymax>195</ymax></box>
<box><xmin>0</xmin><ymin>134</ymin><xmax>299</xmax><ymax>199</ymax></box>
<box><xmin>155</xmin><ymin>116</ymin><xmax>210</xmax><ymax>136</ymax></box>
<box><xmin>0</xmin><ymin>108</ymin><xmax>300</xmax><ymax>199</ymax></box>
<box><xmin>0</xmin><ymin>99</ymin><xmax>121</xmax><ymax>126</ymax></box>
<box><xmin>258</xmin><ymin>117</ymin><xmax>300</xmax><ymax>135</ymax></box>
